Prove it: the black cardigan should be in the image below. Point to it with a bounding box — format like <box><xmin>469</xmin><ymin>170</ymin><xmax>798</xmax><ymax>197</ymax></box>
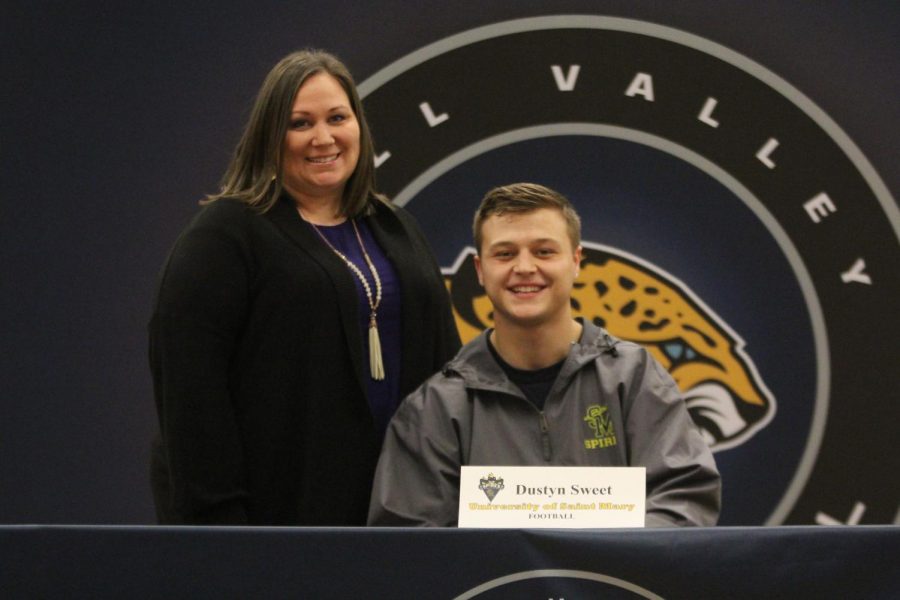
<box><xmin>149</xmin><ymin>195</ymin><xmax>460</xmax><ymax>525</ymax></box>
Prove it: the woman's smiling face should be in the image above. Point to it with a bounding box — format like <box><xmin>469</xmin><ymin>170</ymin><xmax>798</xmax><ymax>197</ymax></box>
<box><xmin>281</xmin><ymin>72</ymin><xmax>360</xmax><ymax>206</ymax></box>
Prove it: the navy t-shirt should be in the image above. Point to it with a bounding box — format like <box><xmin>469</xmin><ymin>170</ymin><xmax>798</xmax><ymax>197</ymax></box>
<box><xmin>487</xmin><ymin>336</ymin><xmax>564</xmax><ymax>411</ymax></box>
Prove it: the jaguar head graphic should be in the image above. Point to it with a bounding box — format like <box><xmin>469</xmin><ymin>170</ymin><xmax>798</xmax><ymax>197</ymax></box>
<box><xmin>444</xmin><ymin>244</ymin><xmax>775</xmax><ymax>452</ymax></box>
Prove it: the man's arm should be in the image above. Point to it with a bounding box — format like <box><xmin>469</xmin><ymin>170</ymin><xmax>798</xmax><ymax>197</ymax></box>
<box><xmin>368</xmin><ymin>379</ymin><xmax>464</xmax><ymax>527</ymax></box>
<box><xmin>625</xmin><ymin>353</ymin><xmax>722</xmax><ymax>527</ymax></box>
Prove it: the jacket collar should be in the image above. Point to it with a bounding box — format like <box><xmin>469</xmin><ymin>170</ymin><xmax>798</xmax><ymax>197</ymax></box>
<box><xmin>445</xmin><ymin>319</ymin><xmax>621</xmax><ymax>395</ymax></box>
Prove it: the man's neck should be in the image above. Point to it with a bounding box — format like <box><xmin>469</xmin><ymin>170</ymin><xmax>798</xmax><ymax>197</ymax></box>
<box><xmin>491</xmin><ymin>317</ymin><xmax>582</xmax><ymax>371</ymax></box>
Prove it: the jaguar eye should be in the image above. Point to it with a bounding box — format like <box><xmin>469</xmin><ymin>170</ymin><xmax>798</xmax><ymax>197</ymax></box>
<box><xmin>661</xmin><ymin>339</ymin><xmax>699</xmax><ymax>366</ymax></box>
<box><xmin>664</xmin><ymin>342</ymin><xmax>685</xmax><ymax>360</ymax></box>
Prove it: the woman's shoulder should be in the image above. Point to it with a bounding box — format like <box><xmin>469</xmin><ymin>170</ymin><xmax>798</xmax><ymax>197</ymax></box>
<box><xmin>370</xmin><ymin>197</ymin><xmax>428</xmax><ymax>239</ymax></box>
<box><xmin>183</xmin><ymin>197</ymin><xmax>264</xmax><ymax>235</ymax></box>
<box><xmin>375</xmin><ymin>197</ymin><xmax>414</xmax><ymax>223</ymax></box>
<box><xmin>163</xmin><ymin>199</ymin><xmax>266</xmax><ymax>259</ymax></box>
<box><xmin>195</xmin><ymin>197</ymin><xmax>255</xmax><ymax>221</ymax></box>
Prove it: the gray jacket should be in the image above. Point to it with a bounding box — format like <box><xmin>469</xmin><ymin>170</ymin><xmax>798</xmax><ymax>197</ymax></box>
<box><xmin>368</xmin><ymin>320</ymin><xmax>721</xmax><ymax>527</ymax></box>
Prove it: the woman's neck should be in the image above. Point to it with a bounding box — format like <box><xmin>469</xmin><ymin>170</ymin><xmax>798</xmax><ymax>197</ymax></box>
<box><xmin>294</xmin><ymin>196</ymin><xmax>346</xmax><ymax>225</ymax></box>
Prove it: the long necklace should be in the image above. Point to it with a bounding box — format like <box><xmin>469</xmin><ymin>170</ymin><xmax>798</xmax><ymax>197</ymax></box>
<box><xmin>311</xmin><ymin>220</ymin><xmax>385</xmax><ymax>380</ymax></box>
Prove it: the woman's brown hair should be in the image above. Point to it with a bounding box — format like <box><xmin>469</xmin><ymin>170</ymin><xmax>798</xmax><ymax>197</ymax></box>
<box><xmin>204</xmin><ymin>49</ymin><xmax>380</xmax><ymax>216</ymax></box>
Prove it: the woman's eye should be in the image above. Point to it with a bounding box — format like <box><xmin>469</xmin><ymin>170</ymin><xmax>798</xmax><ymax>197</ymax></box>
<box><xmin>290</xmin><ymin>119</ymin><xmax>310</xmax><ymax>129</ymax></box>
<box><xmin>329</xmin><ymin>114</ymin><xmax>347</xmax><ymax>123</ymax></box>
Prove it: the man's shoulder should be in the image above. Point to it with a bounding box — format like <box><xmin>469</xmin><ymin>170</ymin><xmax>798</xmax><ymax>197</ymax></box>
<box><xmin>578</xmin><ymin>322</ymin><xmax>651</xmax><ymax>363</ymax></box>
<box><xmin>576</xmin><ymin>325</ymin><xmax>666</xmax><ymax>383</ymax></box>
<box><xmin>386</xmin><ymin>369</ymin><xmax>470</xmax><ymax>436</ymax></box>
<box><xmin>405</xmin><ymin>367</ymin><xmax>470</xmax><ymax>410</ymax></box>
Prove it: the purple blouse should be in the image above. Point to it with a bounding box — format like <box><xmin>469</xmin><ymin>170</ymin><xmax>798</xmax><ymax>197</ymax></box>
<box><xmin>313</xmin><ymin>219</ymin><xmax>402</xmax><ymax>440</ymax></box>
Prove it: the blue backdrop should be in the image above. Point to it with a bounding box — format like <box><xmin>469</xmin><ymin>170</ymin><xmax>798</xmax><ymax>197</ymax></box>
<box><xmin>1</xmin><ymin>1</ymin><xmax>896</xmax><ymax>526</ymax></box>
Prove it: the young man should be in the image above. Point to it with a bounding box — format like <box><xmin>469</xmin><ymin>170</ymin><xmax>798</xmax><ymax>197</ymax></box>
<box><xmin>368</xmin><ymin>183</ymin><xmax>721</xmax><ymax>527</ymax></box>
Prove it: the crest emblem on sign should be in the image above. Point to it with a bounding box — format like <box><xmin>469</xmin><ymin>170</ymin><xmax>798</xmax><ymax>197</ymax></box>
<box><xmin>479</xmin><ymin>473</ymin><xmax>505</xmax><ymax>503</ymax></box>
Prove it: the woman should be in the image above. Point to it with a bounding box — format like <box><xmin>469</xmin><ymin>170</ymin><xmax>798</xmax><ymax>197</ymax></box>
<box><xmin>149</xmin><ymin>50</ymin><xmax>460</xmax><ymax>525</ymax></box>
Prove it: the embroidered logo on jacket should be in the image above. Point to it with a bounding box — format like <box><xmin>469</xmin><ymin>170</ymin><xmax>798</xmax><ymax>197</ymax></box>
<box><xmin>583</xmin><ymin>405</ymin><xmax>618</xmax><ymax>449</ymax></box>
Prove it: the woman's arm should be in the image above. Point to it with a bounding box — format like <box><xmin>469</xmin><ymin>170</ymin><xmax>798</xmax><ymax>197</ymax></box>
<box><xmin>150</xmin><ymin>204</ymin><xmax>252</xmax><ymax>524</ymax></box>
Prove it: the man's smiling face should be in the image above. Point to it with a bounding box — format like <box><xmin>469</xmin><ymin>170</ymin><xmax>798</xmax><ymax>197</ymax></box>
<box><xmin>475</xmin><ymin>207</ymin><xmax>582</xmax><ymax>330</ymax></box>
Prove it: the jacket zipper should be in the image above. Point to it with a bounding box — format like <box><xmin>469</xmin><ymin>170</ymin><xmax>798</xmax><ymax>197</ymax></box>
<box><xmin>540</xmin><ymin>412</ymin><xmax>552</xmax><ymax>461</ymax></box>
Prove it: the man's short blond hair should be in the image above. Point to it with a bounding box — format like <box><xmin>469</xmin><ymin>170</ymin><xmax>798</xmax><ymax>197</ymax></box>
<box><xmin>473</xmin><ymin>183</ymin><xmax>581</xmax><ymax>254</ymax></box>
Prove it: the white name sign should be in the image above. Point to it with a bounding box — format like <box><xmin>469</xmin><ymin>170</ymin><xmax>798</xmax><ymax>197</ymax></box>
<box><xmin>458</xmin><ymin>466</ymin><xmax>645</xmax><ymax>528</ymax></box>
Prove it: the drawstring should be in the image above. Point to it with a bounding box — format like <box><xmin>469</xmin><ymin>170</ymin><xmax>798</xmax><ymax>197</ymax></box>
<box><xmin>603</xmin><ymin>332</ymin><xmax>619</xmax><ymax>357</ymax></box>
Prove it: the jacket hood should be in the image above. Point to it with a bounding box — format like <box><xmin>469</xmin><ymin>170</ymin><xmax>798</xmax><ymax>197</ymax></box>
<box><xmin>443</xmin><ymin>319</ymin><xmax>621</xmax><ymax>395</ymax></box>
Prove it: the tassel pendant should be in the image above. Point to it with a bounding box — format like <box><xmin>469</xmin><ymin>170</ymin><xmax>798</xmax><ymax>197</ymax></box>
<box><xmin>308</xmin><ymin>219</ymin><xmax>385</xmax><ymax>381</ymax></box>
<box><xmin>368</xmin><ymin>315</ymin><xmax>385</xmax><ymax>380</ymax></box>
